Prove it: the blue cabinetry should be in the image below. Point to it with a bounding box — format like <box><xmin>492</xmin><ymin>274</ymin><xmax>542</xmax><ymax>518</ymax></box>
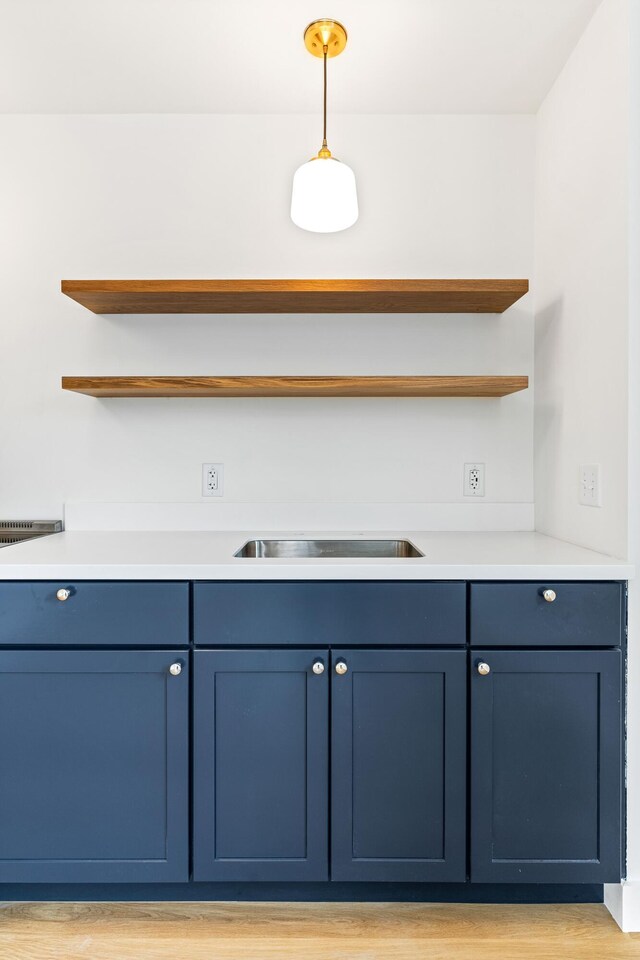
<box><xmin>192</xmin><ymin>647</ymin><xmax>467</xmax><ymax>884</ymax></box>
<box><xmin>470</xmin><ymin>649</ymin><xmax>622</xmax><ymax>883</ymax></box>
<box><xmin>193</xmin><ymin>581</ymin><xmax>465</xmax><ymax>646</ymax></box>
<box><xmin>331</xmin><ymin>649</ymin><xmax>466</xmax><ymax>881</ymax></box>
<box><xmin>0</xmin><ymin>581</ymin><xmax>189</xmax><ymax>646</ymax></box>
<box><xmin>470</xmin><ymin>582</ymin><xmax>623</xmax><ymax>647</ymax></box>
<box><xmin>0</xmin><ymin>579</ymin><xmax>625</xmax><ymax>891</ymax></box>
<box><xmin>0</xmin><ymin>650</ymin><xmax>189</xmax><ymax>882</ymax></box>
<box><xmin>193</xmin><ymin>649</ymin><xmax>329</xmax><ymax>881</ymax></box>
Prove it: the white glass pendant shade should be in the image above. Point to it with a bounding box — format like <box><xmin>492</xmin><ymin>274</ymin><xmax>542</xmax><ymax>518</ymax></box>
<box><xmin>291</xmin><ymin>156</ymin><xmax>358</xmax><ymax>233</ymax></box>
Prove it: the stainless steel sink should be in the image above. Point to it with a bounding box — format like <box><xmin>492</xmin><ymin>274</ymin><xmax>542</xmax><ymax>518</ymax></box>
<box><xmin>234</xmin><ymin>539</ymin><xmax>424</xmax><ymax>559</ymax></box>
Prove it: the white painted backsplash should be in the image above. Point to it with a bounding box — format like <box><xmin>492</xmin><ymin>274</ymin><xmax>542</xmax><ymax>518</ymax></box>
<box><xmin>64</xmin><ymin>501</ymin><xmax>534</xmax><ymax>532</ymax></box>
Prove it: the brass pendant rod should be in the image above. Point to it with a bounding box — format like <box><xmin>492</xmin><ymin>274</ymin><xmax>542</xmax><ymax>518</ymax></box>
<box><xmin>322</xmin><ymin>45</ymin><xmax>328</xmax><ymax>149</ymax></box>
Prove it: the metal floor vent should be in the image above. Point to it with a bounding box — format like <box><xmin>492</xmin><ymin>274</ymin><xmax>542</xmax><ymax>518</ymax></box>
<box><xmin>0</xmin><ymin>520</ymin><xmax>63</xmax><ymax>547</ymax></box>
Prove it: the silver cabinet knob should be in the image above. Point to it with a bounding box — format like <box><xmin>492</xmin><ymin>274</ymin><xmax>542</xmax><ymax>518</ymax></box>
<box><xmin>169</xmin><ymin>662</ymin><xmax>182</xmax><ymax>676</ymax></box>
<box><xmin>56</xmin><ymin>588</ymin><xmax>72</xmax><ymax>602</ymax></box>
<box><xmin>312</xmin><ymin>660</ymin><xmax>325</xmax><ymax>675</ymax></box>
<box><xmin>335</xmin><ymin>660</ymin><xmax>348</xmax><ymax>676</ymax></box>
<box><xmin>542</xmin><ymin>588</ymin><xmax>557</xmax><ymax>603</ymax></box>
<box><xmin>477</xmin><ymin>661</ymin><xmax>491</xmax><ymax>676</ymax></box>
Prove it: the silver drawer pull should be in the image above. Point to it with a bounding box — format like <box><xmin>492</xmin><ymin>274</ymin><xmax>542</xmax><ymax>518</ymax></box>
<box><xmin>542</xmin><ymin>589</ymin><xmax>557</xmax><ymax>603</ymax></box>
<box><xmin>56</xmin><ymin>588</ymin><xmax>72</xmax><ymax>602</ymax></box>
<box><xmin>312</xmin><ymin>660</ymin><xmax>325</xmax><ymax>675</ymax></box>
<box><xmin>335</xmin><ymin>660</ymin><xmax>348</xmax><ymax>676</ymax></box>
<box><xmin>169</xmin><ymin>662</ymin><xmax>182</xmax><ymax>676</ymax></box>
<box><xmin>477</xmin><ymin>661</ymin><xmax>491</xmax><ymax>676</ymax></box>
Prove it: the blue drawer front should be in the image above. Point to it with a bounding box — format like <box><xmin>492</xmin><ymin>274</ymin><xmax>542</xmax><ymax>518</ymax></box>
<box><xmin>470</xmin><ymin>581</ymin><xmax>624</xmax><ymax>647</ymax></box>
<box><xmin>0</xmin><ymin>581</ymin><xmax>189</xmax><ymax>646</ymax></box>
<box><xmin>193</xmin><ymin>581</ymin><xmax>466</xmax><ymax>646</ymax></box>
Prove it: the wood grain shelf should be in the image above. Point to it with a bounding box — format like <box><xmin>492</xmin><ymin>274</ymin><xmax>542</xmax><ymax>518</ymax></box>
<box><xmin>61</xmin><ymin>376</ymin><xmax>529</xmax><ymax>398</ymax></box>
<box><xmin>61</xmin><ymin>279</ymin><xmax>529</xmax><ymax>315</ymax></box>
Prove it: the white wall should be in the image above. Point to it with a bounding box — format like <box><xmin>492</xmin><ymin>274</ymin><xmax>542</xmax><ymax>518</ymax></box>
<box><xmin>534</xmin><ymin>0</ymin><xmax>629</xmax><ymax>558</ymax></box>
<box><xmin>0</xmin><ymin>113</ymin><xmax>534</xmax><ymax>520</ymax></box>
<box><xmin>606</xmin><ymin>0</ymin><xmax>640</xmax><ymax>933</ymax></box>
<box><xmin>533</xmin><ymin>0</ymin><xmax>638</xmax><ymax>930</ymax></box>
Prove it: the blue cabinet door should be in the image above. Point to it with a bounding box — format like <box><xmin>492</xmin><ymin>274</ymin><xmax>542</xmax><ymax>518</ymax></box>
<box><xmin>0</xmin><ymin>650</ymin><xmax>188</xmax><ymax>882</ymax></box>
<box><xmin>471</xmin><ymin>649</ymin><xmax>623</xmax><ymax>882</ymax></box>
<box><xmin>193</xmin><ymin>649</ymin><xmax>329</xmax><ymax>881</ymax></box>
<box><xmin>331</xmin><ymin>649</ymin><xmax>467</xmax><ymax>881</ymax></box>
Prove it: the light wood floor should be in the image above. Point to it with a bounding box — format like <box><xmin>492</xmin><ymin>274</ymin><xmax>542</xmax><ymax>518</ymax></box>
<box><xmin>0</xmin><ymin>901</ymin><xmax>637</xmax><ymax>960</ymax></box>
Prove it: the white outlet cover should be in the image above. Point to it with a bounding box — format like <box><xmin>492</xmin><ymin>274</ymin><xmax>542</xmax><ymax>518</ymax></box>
<box><xmin>202</xmin><ymin>463</ymin><xmax>224</xmax><ymax>497</ymax></box>
<box><xmin>579</xmin><ymin>463</ymin><xmax>601</xmax><ymax>507</ymax></box>
<box><xmin>463</xmin><ymin>462</ymin><xmax>485</xmax><ymax>497</ymax></box>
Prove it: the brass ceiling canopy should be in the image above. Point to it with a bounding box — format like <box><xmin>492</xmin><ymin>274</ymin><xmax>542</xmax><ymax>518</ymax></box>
<box><xmin>303</xmin><ymin>19</ymin><xmax>348</xmax><ymax>58</ymax></box>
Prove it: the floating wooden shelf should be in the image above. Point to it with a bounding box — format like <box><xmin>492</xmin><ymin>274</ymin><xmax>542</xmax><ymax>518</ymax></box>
<box><xmin>61</xmin><ymin>376</ymin><xmax>529</xmax><ymax>399</ymax></box>
<box><xmin>61</xmin><ymin>279</ymin><xmax>529</xmax><ymax>315</ymax></box>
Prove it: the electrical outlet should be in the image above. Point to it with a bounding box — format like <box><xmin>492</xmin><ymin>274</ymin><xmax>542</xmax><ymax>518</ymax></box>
<box><xmin>464</xmin><ymin>463</ymin><xmax>485</xmax><ymax>497</ymax></box>
<box><xmin>202</xmin><ymin>463</ymin><xmax>224</xmax><ymax>497</ymax></box>
<box><xmin>579</xmin><ymin>464</ymin><xmax>601</xmax><ymax>507</ymax></box>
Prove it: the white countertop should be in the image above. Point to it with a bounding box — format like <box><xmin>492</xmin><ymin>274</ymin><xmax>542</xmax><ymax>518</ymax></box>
<box><xmin>0</xmin><ymin>530</ymin><xmax>632</xmax><ymax>580</ymax></box>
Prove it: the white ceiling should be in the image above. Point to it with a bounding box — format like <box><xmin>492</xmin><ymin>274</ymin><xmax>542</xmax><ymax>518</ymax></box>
<box><xmin>0</xmin><ymin>0</ymin><xmax>602</xmax><ymax>114</ymax></box>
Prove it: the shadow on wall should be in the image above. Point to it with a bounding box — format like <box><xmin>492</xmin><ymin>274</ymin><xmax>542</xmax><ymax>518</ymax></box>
<box><xmin>533</xmin><ymin>294</ymin><xmax>564</xmax><ymax>444</ymax></box>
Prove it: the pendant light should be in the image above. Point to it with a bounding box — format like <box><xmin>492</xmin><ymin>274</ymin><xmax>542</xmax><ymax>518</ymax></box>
<box><xmin>291</xmin><ymin>19</ymin><xmax>358</xmax><ymax>233</ymax></box>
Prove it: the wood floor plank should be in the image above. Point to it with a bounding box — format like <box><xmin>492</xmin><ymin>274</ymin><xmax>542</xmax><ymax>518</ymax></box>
<box><xmin>0</xmin><ymin>902</ymin><xmax>637</xmax><ymax>960</ymax></box>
